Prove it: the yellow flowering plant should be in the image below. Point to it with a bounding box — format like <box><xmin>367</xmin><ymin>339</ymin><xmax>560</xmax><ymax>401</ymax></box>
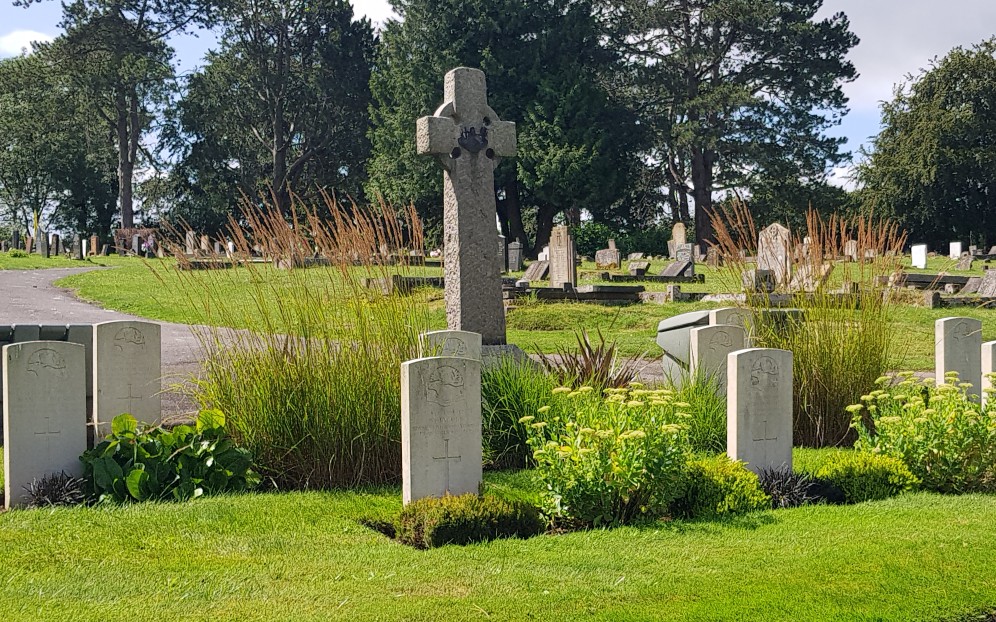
<box><xmin>522</xmin><ymin>385</ymin><xmax>691</xmax><ymax>527</ymax></box>
<box><xmin>849</xmin><ymin>372</ymin><xmax>996</xmax><ymax>493</ymax></box>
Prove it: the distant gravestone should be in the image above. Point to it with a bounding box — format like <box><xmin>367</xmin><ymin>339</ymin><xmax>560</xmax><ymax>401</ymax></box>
<box><xmin>710</xmin><ymin>307</ymin><xmax>751</xmax><ymax>330</ymax></box>
<box><xmin>843</xmin><ymin>240</ymin><xmax>858</xmax><ymax>262</ymax></box>
<box><xmin>416</xmin><ymin>67</ymin><xmax>515</xmax><ymax>346</ymax></box>
<box><xmin>0</xmin><ymin>241</ymin><xmax>7</xmax><ymax>252</ymax></box>
<box><xmin>200</xmin><ymin>235</ymin><xmax>210</xmax><ymax>253</ymax></box>
<box><xmin>72</xmin><ymin>235</ymin><xmax>83</xmax><ymax>260</ymax></box>
<box><xmin>675</xmin><ymin>243</ymin><xmax>694</xmax><ymax>263</ymax></box>
<box><xmin>628</xmin><ymin>261</ymin><xmax>651</xmax><ymax>276</ymax></box>
<box><xmin>3</xmin><ymin>341</ymin><xmax>87</xmax><ymax>509</ymax></box>
<box><xmin>401</xmin><ymin>356</ymin><xmax>482</xmax><ymax>505</ymax></box>
<box><xmin>522</xmin><ymin>260</ymin><xmax>549</xmax><ymax>282</ymax></box>
<box><xmin>627</xmin><ymin>252</ymin><xmax>645</xmax><ymax>261</ymax></box>
<box><xmin>595</xmin><ymin>248</ymin><xmax>622</xmax><ymax>269</ymax></box>
<box><xmin>548</xmin><ymin>225</ymin><xmax>577</xmax><ymax>288</ymax></box>
<box><xmin>37</xmin><ymin>232</ymin><xmax>49</xmax><ymax>258</ymax></box>
<box><xmin>660</xmin><ymin>260</ymin><xmax>694</xmax><ymax>278</ymax></box>
<box><xmin>757</xmin><ymin>224</ymin><xmax>791</xmax><ymax>286</ymax></box>
<box><xmin>950</xmin><ymin>242</ymin><xmax>963</xmax><ymax>259</ymax></box>
<box><xmin>93</xmin><ymin>321</ymin><xmax>162</xmax><ymax>435</ymax></box>
<box><xmin>706</xmin><ymin>247</ymin><xmax>720</xmax><ymax>269</ymax></box>
<box><xmin>185</xmin><ymin>231</ymin><xmax>196</xmax><ymax>255</ymax></box>
<box><xmin>132</xmin><ymin>235</ymin><xmax>142</xmax><ymax>255</ymax></box>
<box><xmin>669</xmin><ymin>223</ymin><xmax>687</xmax><ymax>259</ymax></box>
<box><xmin>11</xmin><ymin>230</ymin><xmax>20</xmax><ymax>250</ymax></box>
<box><xmin>911</xmin><ymin>244</ymin><xmax>928</xmax><ymax>269</ymax></box>
<box><xmin>742</xmin><ymin>269</ymin><xmax>775</xmax><ymax>293</ymax></box>
<box><xmin>498</xmin><ymin>235</ymin><xmax>507</xmax><ymax>273</ymax></box>
<box><xmin>537</xmin><ymin>245</ymin><xmax>549</xmax><ymax>261</ymax></box>
<box><xmin>507</xmin><ymin>241</ymin><xmax>524</xmax><ymax>271</ymax></box>
<box><xmin>727</xmin><ymin>348</ymin><xmax>793</xmax><ymax>473</ymax></box>
<box><xmin>956</xmin><ymin>253</ymin><xmax>974</xmax><ymax>271</ymax></box>
<box><xmin>935</xmin><ymin>317</ymin><xmax>982</xmax><ymax>400</ymax></box>
<box><xmin>983</xmin><ymin>341</ymin><xmax>996</xmax><ymax>408</ymax></box>
<box><xmin>690</xmin><ymin>324</ymin><xmax>746</xmax><ymax>395</ymax></box>
<box><xmin>420</xmin><ymin>330</ymin><xmax>482</xmax><ymax>360</ymax></box>
<box><xmin>89</xmin><ymin>235</ymin><xmax>99</xmax><ymax>256</ymax></box>
<box><xmin>978</xmin><ymin>270</ymin><xmax>996</xmax><ymax>297</ymax></box>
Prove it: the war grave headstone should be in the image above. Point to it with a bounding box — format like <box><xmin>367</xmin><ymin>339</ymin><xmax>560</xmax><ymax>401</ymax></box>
<box><xmin>911</xmin><ymin>244</ymin><xmax>928</xmax><ymax>269</ymax></box>
<box><xmin>757</xmin><ymin>223</ymin><xmax>791</xmax><ymax>287</ymax></box>
<box><xmin>935</xmin><ymin>317</ymin><xmax>982</xmax><ymax>401</ymax></box>
<box><xmin>690</xmin><ymin>324</ymin><xmax>746</xmax><ymax>396</ymax></box>
<box><xmin>417</xmin><ymin>67</ymin><xmax>516</xmax><ymax>345</ymax></box>
<box><xmin>727</xmin><ymin>348</ymin><xmax>793</xmax><ymax>473</ymax></box>
<box><xmin>93</xmin><ymin>320</ymin><xmax>162</xmax><ymax>435</ymax></box>
<box><xmin>508</xmin><ymin>241</ymin><xmax>524</xmax><ymax>271</ymax></box>
<box><xmin>983</xmin><ymin>341</ymin><xmax>996</xmax><ymax>408</ymax></box>
<box><xmin>3</xmin><ymin>341</ymin><xmax>87</xmax><ymax>509</ymax></box>
<box><xmin>419</xmin><ymin>330</ymin><xmax>482</xmax><ymax>360</ymax></box>
<box><xmin>548</xmin><ymin>225</ymin><xmax>577</xmax><ymax>289</ymax></box>
<box><xmin>521</xmin><ymin>260</ymin><xmax>549</xmax><ymax>282</ymax></box>
<box><xmin>401</xmin><ymin>356</ymin><xmax>482</xmax><ymax>505</ymax></box>
<box><xmin>710</xmin><ymin>307</ymin><xmax>750</xmax><ymax>330</ymax></box>
<box><xmin>950</xmin><ymin>242</ymin><xmax>963</xmax><ymax>259</ymax></box>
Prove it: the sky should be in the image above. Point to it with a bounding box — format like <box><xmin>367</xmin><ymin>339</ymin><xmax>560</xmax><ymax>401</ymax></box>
<box><xmin>2</xmin><ymin>0</ymin><xmax>995</xmax><ymax>183</ymax></box>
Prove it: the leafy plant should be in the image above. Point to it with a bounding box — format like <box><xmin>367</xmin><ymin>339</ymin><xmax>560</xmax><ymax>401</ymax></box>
<box><xmin>523</xmin><ymin>385</ymin><xmax>690</xmax><ymax>527</ymax></box>
<box><xmin>756</xmin><ymin>465</ymin><xmax>844</xmax><ymax>509</ymax></box>
<box><xmin>80</xmin><ymin>410</ymin><xmax>259</xmax><ymax>503</ymax></box>
<box><xmin>22</xmin><ymin>471</ymin><xmax>86</xmax><ymax>508</ymax></box>
<box><xmin>481</xmin><ymin>356</ymin><xmax>556</xmax><ymax>469</ymax></box>
<box><xmin>671</xmin><ymin>455</ymin><xmax>771</xmax><ymax>519</ymax></box>
<box><xmin>850</xmin><ymin>373</ymin><xmax>996</xmax><ymax>493</ymax></box>
<box><xmin>536</xmin><ymin>329</ymin><xmax>646</xmax><ymax>389</ymax></box>
<box><xmin>668</xmin><ymin>369</ymin><xmax>728</xmax><ymax>454</ymax></box>
<box><xmin>814</xmin><ymin>451</ymin><xmax>919</xmax><ymax>503</ymax></box>
<box><xmin>6</xmin><ymin>248</ymin><xmax>28</xmax><ymax>258</ymax></box>
<box><xmin>394</xmin><ymin>494</ymin><xmax>544</xmax><ymax>549</ymax></box>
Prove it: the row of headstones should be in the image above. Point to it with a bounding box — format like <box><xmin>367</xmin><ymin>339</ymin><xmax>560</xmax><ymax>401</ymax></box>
<box><xmin>183</xmin><ymin>231</ymin><xmax>236</xmax><ymax>258</ymax></box>
<box><xmin>2</xmin><ymin>321</ymin><xmax>162</xmax><ymax>509</ymax></box>
<box><xmin>400</xmin><ymin>326</ymin><xmax>793</xmax><ymax>506</ymax></box>
<box><xmin>1</xmin><ymin>231</ymin><xmax>112</xmax><ymax>258</ymax></box>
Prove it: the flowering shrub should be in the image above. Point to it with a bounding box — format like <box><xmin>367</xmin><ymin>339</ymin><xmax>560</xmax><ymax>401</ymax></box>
<box><xmin>814</xmin><ymin>451</ymin><xmax>919</xmax><ymax>503</ymax></box>
<box><xmin>671</xmin><ymin>455</ymin><xmax>770</xmax><ymax>518</ymax></box>
<box><xmin>849</xmin><ymin>373</ymin><xmax>996</xmax><ymax>493</ymax></box>
<box><xmin>522</xmin><ymin>384</ymin><xmax>691</xmax><ymax>527</ymax></box>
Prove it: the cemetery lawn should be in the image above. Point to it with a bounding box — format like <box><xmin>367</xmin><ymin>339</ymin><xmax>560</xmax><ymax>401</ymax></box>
<box><xmin>0</xmin><ymin>469</ymin><xmax>995</xmax><ymax>621</ymax></box>
<box><xmin>0</xmin><ymin>254</ymin><xmax>116</xmax><ymax>270</ymax></box>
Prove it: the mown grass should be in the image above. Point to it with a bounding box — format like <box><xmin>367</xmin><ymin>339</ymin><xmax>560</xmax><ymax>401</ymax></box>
<box><xmin>0</xmin><ymin>253</ymin><xmax>116</xmax><ymax>270</ymax></box>
<box><xmin>1</xmin><ymin>466</ymin><xmax>995</xmax><ymax>622</ymax></box>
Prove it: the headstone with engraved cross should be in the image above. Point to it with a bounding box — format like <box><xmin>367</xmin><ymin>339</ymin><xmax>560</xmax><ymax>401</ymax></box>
<box><xmin>727</xmin><ymin>348</ymin><xmax>793</xmax><ymax>473</ymax></box>
<box><xmin>3</xmin><ymin>341</ymin><xmax>87</xmax><ymax>509</ymax></box>
<box><xmin>417</xmin><ymin>67</ymin><xmax>516</xmax><ymax>345</ymax></box>
<box><xmin>401</xmin><ymin>356</ymin><xmax>482</xmax><ymax>505</ymax></box>
<box><xmin>93</xmin><ymin>320</ymin><xmax>162</xmax><ymax>436</ymax></box>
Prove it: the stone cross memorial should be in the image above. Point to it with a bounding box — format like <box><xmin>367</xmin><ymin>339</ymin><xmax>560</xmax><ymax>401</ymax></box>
<box><xmin>690</xmin><ymin>324</ymin><xmax>746</xmax><ymax>396</ymax></box>
<box><xmin>93</xmin><ymin>320</ymin><xmax>162</xmax><ymax>435</ymax></box>
<box><xmin>401</xmin><ymin>356</ymin><xmax>483</xmax><ymax>505</ymax></box>
<box><xmin>935</xmin><ymin>317</ymin><xmax>982</xmax><ymax>401</ymax></box>
<box><xmin>417</xmin><ymin>67</ymin><xmax>516</xmax><ymax>345</ymax></box>
<box><xmin>3</xmin><ymin>341</ymin><xmax>87</xmax><ymax>509</ymax></box>
<box><xmin>727</xmin><ymin>348</ymin><xmax>793</xmax><ymax>473</ymax></box>
<box><xmin>419</xmin><ymin>330</ymin><xmax>482</xmax><ymax>361</ymax></box>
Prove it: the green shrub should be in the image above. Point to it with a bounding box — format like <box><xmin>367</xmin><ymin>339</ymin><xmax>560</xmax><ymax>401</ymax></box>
<box><xmin>6</xmin><ymin>248</ymin><xmax>28</xmax><ymax>258</ymax></box>
<box><xmin>814</xmin><ymin>451</ymin><xmax>919</xmax><ymax>503</ymax></box>
<box><xmin>671</xmin><ymin>455</ymin><xmax>770</xmax><ymax>519</ymax></box>
<box><xmin>669</xmin><ymin>370</ymin><xmax>727</xmax><ymax>454</ymax></box>
<box><xmin>395</xmin><ymin>494</ymin><xmax>544</xmax><ymax>549</ymax></box>
<box><xmin>481</xmin><ymin>356</ymin><xmax>556</xmax><ymax>469</ymax></box>
<box><xmin>851</xmin><ymin>373</ymin><xmax>996</xmax><ymax>493</ymax></box>
<box><xmin>80</xmin><ymin>411</ymin><xmax>259</xmax><ymax>503</ymax></box>
<box><xmin>524</xmin><ymin>385</ymin><xmax>690</xmax><ymax>527</ymax></box>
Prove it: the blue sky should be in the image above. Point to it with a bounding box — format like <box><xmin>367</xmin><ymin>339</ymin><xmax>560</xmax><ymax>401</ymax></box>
<box><xmin>2</xmin><ymin>0</ymin><xmax>996</xmax><ymax>186</ymax></box>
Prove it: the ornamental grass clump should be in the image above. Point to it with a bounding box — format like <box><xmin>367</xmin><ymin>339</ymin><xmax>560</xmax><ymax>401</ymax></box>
<box><xmin>523</xmin><ymin>384</ymin><xmax>691</xmax><ymax>527</ymax></box>
<box><xmin>850</xmin><ymin>373</ymin><xmax>996</xmax><ymax>493</ymax></box>
<box><xmin>156</xmin><ymin>196</ymin><xmax>431</xmax><ymax>489</ymax></box>
<box><xmin>481</xmin><ymin>356</ymin><xmax>557</xmax><ymax>469</ymax></box>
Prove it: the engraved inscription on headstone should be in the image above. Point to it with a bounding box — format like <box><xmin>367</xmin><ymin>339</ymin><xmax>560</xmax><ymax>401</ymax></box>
<box><xmin>690</xmin><ymin>324</ymin><xmax>746</xmax><ymax>396</ymax></box>
<box><xmin>420</xmin><ymin>330</ymin><xmax>483</xmax><ymax>360</ymax></box>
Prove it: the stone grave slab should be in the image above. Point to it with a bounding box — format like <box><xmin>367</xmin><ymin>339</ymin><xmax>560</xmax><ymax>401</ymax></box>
<box><xmin>935</xmin><ymin>317</ymin><xmax>982</xmax><ymax>400</ymax></box>
<box><xmin>727</xmin><ymin>348</ymin><xmax>793</xmax><ymax>473</ymax></box>
<box><xmin>93</xmin><ymin>321</ymin><xmax>162</xmax><ymax>435</ymax></box>
<box><xmin>3</xmin><ymin>341</ymin><xmax>87</xmax><ymax>509</ymax></box>
<box><xmin>420</xmin><ymin>330</ymin><xmax>482</xmax><ymax>360</ymax></box>
<box><xmin>595</xmin><ymin>248</ymin><xmax>621</xmax><ymax>269</ymax></box>
<box><xmin>961</xmin><ymin>277</ymin><xmax>982</xmax><ymax>295</ymax></box>
<box><xmin>401</xmin><ymin>356</ymin><xmax>482</xmax><ymax>505</ymax></box>
<box><xmin>522</xmin><ymin>260</ymin><xmax>549</xmax><ymax>282</ymax></box>
<box><xmin>978</xmin><ymin>270</ymin><xmax>996</xmax><ymax>297</ymax></box>
<box><xmin>628</xmin><ymin>261</ymin><xmax>651</xmax><ymax>276</ymax></box>
<box><xmin>690</xmin><ymin>324</ymin><xmax>746</xmax><ymax>395</ymax></box>
<box><xmin>660</xmin><ymin>260</ymin><xmax>694</xmax><ymax>278</ymax></box>
<box><xmin>548</xmin><ymin>225</ymin><xmax>577</xmax><ymax>288</ymax></box>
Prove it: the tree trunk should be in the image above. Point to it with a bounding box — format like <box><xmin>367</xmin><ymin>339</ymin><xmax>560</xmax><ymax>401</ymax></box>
<box><xmin>502</xmin><ymin>174</ymin><xmax>528</xmax><ymax>246</ymax></box>
<box><xmin>533</xmin><ymin>203</ymin><xmax>557</xmax><ymax>257</ymax></box>
<box><xmin>691</xmin><ymin>147</ymin><xmax>716</xmax><ymax>246</ymax></box>
<box><xmin>115</xmin><ymin>89</ymin><xmax>133</xmax><ymax>229</ymax></box>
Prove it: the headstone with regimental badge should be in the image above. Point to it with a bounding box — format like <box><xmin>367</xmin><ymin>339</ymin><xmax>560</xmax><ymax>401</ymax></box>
<box><xmin>93</xmin><ymin>321</ymin><xmax>162</xmax><ymax>435</ymax></box>
<box><xmin>727</xmin><ymin>348</ymin><xmax>793</xmax><ymax>473</ymax></box>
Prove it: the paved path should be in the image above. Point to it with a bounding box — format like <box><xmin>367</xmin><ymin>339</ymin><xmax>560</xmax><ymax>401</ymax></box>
<box><xmin>1</xmin><ymin>267</ymin><xmax>204</xmax><ymax>415</ymax></box>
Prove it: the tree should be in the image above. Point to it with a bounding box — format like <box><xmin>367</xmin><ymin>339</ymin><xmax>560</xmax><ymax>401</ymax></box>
<box><xmin>600</xmin><ymin>0</ymin><xmax>858</xmax><ymax>244</ymax></box>
<box><xmin>858</xmin><ymin>39</ymin><xmax>996</xmax><ymax>247</ymax></box>
<box><xmin>171</xmin><ymin>0</ymin><xmax>375</xmax><ymax>222</ymax></box>
<box><xmin>367</xmin><ymin>0</ymin><xmax>643</xmax><ymax>254</ymax></box>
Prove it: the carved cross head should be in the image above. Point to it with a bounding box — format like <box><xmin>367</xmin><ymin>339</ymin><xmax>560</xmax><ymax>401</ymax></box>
<box><xmin>416</xmin><ymin>67</ymin><xmax>516</xmax><ymax>169</ymax></box>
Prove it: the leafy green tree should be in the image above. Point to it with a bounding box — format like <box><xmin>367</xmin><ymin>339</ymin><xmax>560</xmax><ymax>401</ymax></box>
<box><xmin>171</xmin><ymin>0</ymin><xmax>375</xmax><ymax>222</ymax></box>
<box><xmin>368</xmin><ymin>0</ymin><xmax>643</xmax><ymax>254</ymax></box>
<box><xmin>601</xmin><ymin>0</ymin><xmax>858</xmax><ymax>244</ymax></box>
<box><xmin>858</xmin><ymin>38</ymin><xmax>996</xmax><ymax>247</ymax></box>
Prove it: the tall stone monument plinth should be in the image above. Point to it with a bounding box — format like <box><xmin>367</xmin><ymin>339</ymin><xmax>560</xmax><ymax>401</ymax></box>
<box><xmin>417</xmin><ymin>67</ymin><xmax>516</xmax><ymax>345</ymax></box>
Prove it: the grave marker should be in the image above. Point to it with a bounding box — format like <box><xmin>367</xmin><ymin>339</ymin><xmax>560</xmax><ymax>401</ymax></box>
<box><xmin>93</xmin><ymin>321</ymin><xmax>162</xmax><ymax>434</ymax></box>
<box><xmin>507</xmin><ymin>241</ymin><xmax>524</xmax><ymax>271</ymax></box>
<box><xmin>3</xmin><ymin>341</ymin><xmax>87</xmax><ymax>509</ymax></box>
<box><xmin>935</xmin><ymin>317</ymin><xmax>982</xmax><ymax>400</ymax></box>
<box><xmin>727</xmin><ymin>348</ymin><xmax>793</xmax><ymax>473</ymax></box>
<box><xmin>690</xmin><ymin>324</ymin><xmax>745</xmax><ymax>395</ymax></box>
<box><xmin>548</xmin><ymin>225</ymin><xmax>577</xmax><ymax>288</ymax></box>
<box><xmin>983</xmin><ymin>341</ymin><xmax>996</xmax><ymax>408</ymax></box>
<box><xmin>950</xmin><ymin>242</ymin><xmax>963</xmax><ymax>259</ymax></box>
<box><xmin>911</xmin><ymin>244</ymin><xmax>928</xmax><ymax>269</ymax></box>
<box><xmin>185</xmin><ymin>231</ymin><xmax>196</xmax><ymax>255</ymax></box>
<box><xmin>420</xmin><ymin>330</ymin><xmax>482</xmax><ymax>360</ymax></box>
<box><xmin>979</xmin><ymin>270</ymin><xmax>996</xmax><ymax>297</ymax></box>
<box><xmin>522</xmin><ymin>260</ymin><xmax>549</xmax><ymax>282</ymax></box>
<box><xmin>757</xmin><ymin>223</ymin><xmax>791</xmax><ymax>286</ymax></box>
<box><xmin>416</xmin><ymin>67</ymin><xmax>516</xmax><ymax>345</ymax></box>
<box><xmin>401</xmin><ymin>356</ymin><xmax>482</xmax><ymax>504</ymax></box>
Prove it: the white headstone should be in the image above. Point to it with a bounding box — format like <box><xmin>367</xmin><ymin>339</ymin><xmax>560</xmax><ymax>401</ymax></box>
<box><xmin>911</xmin><ymin>244</ymin><xmax>928</xmax><ymax>269</ymax></box>
<box><xmin>690</xmin><ymin>324</ymin><xmax>746</xmax><ymax>395</ymax></box>
<box><xmin>420</xmin><ymin>330</ymin><xmax>482</xmax><ymax>360</ymax></box>
<box><xmin>727</xmin><ymin>348</ymin><xmax>793</xmax><ymax>473</ymax></box>
<box><xmin>401</xmin><ymin>356</ymin><xmax>483</xmax><ymax>505</ymax></box>
<box><xmin>93</xmin><ymin>321</ymin><xmax>162</xmax><ymax>435</ymax></box>
<box><xmin>949</xmin><ymin>242</ymin><xmax>963</xmax><ymax>260</ymax></box>
<box><xmin>3</xmin><ymin>341</ymin><xmax>87</xmax><ymax>509</ymax></box>
<box><xmin>935</xmin><ymin>317</ymin><xmax>982</xmax><ymax>401</ymax></box>
<box><xmin>982</xmin><ymin>341</ymin><xmax>996</xmax><ymax>409</ymax></box>
<box><xmin>709</xmin><ymin>307</ymin><xmax>750</xmax><ymax>330</ymax></box>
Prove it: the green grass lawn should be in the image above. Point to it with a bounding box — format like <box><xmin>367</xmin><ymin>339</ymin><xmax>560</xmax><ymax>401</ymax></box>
<box><xmin>0</xmin><ymin>253</ymin><xmax>119</xmax><ymax>270</ymax></box>
<box><xmin>0</xmin><ymin>466</ymin><xmax>994</xmax><ymax>622</ymax></box>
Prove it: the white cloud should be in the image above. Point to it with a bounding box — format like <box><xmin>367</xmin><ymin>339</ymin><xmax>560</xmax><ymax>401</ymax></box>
<box><xmin>352</xmin><ymin>0</ymin><xmax>397</xmax><ymax>27</ymax></box>
<box><xmin>0</xmin><ymin>29</ymin><xmax>54</xmax><ymax>56</ymax></box>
